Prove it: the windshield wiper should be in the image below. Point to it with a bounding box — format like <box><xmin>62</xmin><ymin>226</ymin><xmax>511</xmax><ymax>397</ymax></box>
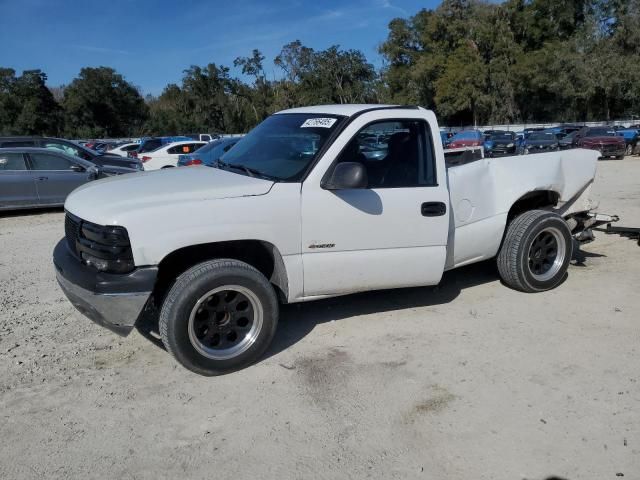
<box><xmin>216</xmin><ymin>160</ymin><xmax>278</xmax><ymax>181</ymax></box>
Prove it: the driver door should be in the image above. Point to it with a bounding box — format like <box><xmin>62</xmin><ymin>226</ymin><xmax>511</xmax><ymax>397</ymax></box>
<box><xmin>301</xmin><ymin>112</ymin><xmax>450</xmax><ymax>297</ymax></box>
<box><xmin>27</xmin><ymin>151</ymin><xmax>90</xmax><ymax>205</ymax></box>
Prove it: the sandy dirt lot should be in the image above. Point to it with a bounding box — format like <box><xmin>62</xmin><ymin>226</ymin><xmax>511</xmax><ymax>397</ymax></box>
<box><xmin>1</xmin><ymin>158</ymin><xmax>639</xmax><ymax>480</ymax></box>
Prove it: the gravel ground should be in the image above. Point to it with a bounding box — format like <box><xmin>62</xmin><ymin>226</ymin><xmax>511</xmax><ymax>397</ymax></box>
<box><xmin>1</xmin><ymin>158</ymin><xmax>639</xmax><ymax>480</ymax></box>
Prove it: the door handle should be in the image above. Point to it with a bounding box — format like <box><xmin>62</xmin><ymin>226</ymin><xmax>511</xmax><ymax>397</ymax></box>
<box><xmin>37</xmin><ymin>176</ymin><xmax>48</xmax><ymax>181</ymax></box>
<box><xmin>421</xmin><ymin>202</ymin><xmax>447</xmax><ymax>217</ymax></box>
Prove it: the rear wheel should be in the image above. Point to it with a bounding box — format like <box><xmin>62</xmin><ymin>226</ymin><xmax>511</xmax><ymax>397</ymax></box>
<box><xmin>159</xmin><ymin>259</ymin><xmax>278</xmax><ymax>375</ymax></box>
<box><xmin>625</xmin><ymin>144</ymin><xmax>633</xmax><ymax>156</ymax></box>
<box><xmin>497</xmin><ymin>210</ymin><xmax>572</xmax><ymax>292</ymax></box>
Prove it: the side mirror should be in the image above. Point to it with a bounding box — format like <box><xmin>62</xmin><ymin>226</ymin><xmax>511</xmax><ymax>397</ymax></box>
<box><xmin>323</xmin><ymin>162</ymin><xmax>368</xmax><ymax>190</ymax></box>
<box><xmin>70</xmin><ymin>164</ymin><xmax>85</xmax><ymax>172</ymax></box>
<box><xmin>87</xmin><ymin>166</ymin><xmax>100</xmax><ymax>180</ymax></box>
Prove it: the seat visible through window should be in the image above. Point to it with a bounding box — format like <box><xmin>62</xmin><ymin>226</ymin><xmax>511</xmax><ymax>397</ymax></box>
<box><xmin>334</xmin><ymin>120</ymin><xmax>436</xmax><ymax>188</ymax></box>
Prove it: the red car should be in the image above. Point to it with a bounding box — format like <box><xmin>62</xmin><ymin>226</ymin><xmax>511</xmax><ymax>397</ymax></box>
<box><xmin>576</xmin><ymin>127</ymin><xmax>626</xmax><ymax>159</ymax></box>
<box><xmin>446</xmin><ymin>130</ymin><xmax>484</xmax><ymax>149</ymax></box>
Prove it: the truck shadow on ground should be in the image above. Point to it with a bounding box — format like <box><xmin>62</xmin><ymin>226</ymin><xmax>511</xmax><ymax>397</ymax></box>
<box><xmin>265</xmin><ymin>243</ymin><xmax>602</xmax><ymax>360</ymax></box>
<box><xmin>265</xmin><ymin>259</ymin><xmax>499</xmax><ymax>360</ymax></box>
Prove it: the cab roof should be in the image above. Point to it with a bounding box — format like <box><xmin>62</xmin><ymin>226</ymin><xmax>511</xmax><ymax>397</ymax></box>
<box><xmin>275</xmin><ymin>104</ymin><xmax>421</xmax><ymax>117</ymax></box>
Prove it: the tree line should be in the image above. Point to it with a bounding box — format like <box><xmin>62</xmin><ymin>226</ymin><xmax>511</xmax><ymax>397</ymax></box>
<box><xmin>0</xmin><ymin>0</ymin><xmax>638</xmax><ymax>138</ymax></box>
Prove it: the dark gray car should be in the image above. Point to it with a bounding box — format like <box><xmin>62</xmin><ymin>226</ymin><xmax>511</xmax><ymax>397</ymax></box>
<box><xmin>0</xmin><ymin>148</ymin><xmax>138</xmax><ymax>211</ymax></box>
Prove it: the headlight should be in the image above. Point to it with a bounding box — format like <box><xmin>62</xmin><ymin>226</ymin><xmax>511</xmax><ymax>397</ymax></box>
<box><xmin>78</xmin><ymin>222</ymin><xmax>135</xmax><ymax>273</ymax></box>
<box><xmin>507</xmin><ymin>143</ymin><xmax>514</xmax><ymax>148</ymax></box>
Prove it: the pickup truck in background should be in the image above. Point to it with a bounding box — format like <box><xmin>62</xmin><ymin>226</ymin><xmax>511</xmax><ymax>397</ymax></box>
<box><xmin>54</xmin><ymin>104</ymin><xmax>606</xmax><ymax>376</ymax></box>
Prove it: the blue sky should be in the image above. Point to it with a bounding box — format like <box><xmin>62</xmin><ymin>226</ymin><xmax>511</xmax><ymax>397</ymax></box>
<box><xmin>0</xmin><ymin>0</ymin><xmax>440</xmax><ymax>95</ymax></box>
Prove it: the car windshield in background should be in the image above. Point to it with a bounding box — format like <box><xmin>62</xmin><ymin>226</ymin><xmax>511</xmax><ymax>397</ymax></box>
<box><xmin>195</xmin><ymin>139</ymin><xmax>226</xmax><ymax>154</ymax></box>
<box><xmin>489</xmin><ymin>134</ymin><xmax>514</xmax><ymax>141</ymax></box>
<box><xmin>138</xmin><ymin>139</ymin><xmax>163</xmax><ymax>153</ymax></box>
<box><xmin>452</xmin><ymin>131</ymin><xmax>479</xmax><ymax>140</ymax></box>
<box><xmin>586</xmin><ymin>129</ymin><xmax>616</xmax><ymax>137</ymax></box>
<box><xmin>218</xmin><ymin>113</ymin><xmax>343</xmax><ymax>181</ymax></box>
<box><xmin>528</xmin><ymin>132</ymin><xmax>556</xmax><ymax>141</ymax></box>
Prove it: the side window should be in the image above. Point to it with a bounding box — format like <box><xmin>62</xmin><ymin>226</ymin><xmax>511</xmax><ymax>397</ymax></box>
<box><xmin>169</xmin><ymin>143</ymin><xmax>202</xmax><ymax>154</ymax></box>
<box><xmin>30</xmin><ymin>153</ymin><xmax>74</xmax><ymax>171</ymax></box>
<box><xmin>124</xmin><ymin>144</ymin><xmax>139</xmax><ymax>152</ymax></box>
<box><xmin>43</xmin><ymin>141</ymin><xmax>89</xmax><ymax>160</ymax></box>
<box><xmin>335</xmin><ymin>120</ymin><xmax>436</xmax><ymax>188</ymax></box>
<box><xmin>202</xmin><ymin>135</ymin><xmax>212</xmax><ymax>142</ymax></box>
<box><xmin>223</xmin><ymin>142</ymin><xmax>235</xmax><ymax>152</ymax></box>
<box><xmin>0</xmin><ymin>153</ymin><xmax>27</xmax><ymax>171</ymax></box>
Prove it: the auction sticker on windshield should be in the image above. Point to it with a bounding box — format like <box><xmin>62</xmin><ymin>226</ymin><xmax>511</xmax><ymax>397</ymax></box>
<box><xmin>301</xmin><ymin>118</ymin><xmax>337</xmax><ymax>128</ymax></box>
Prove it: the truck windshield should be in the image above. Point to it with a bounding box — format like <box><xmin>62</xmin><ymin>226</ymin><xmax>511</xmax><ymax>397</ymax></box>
<box><xmin>219</xmin><ymin>113</ymin><xmax>343</xmax><ymax>181</ymax></box>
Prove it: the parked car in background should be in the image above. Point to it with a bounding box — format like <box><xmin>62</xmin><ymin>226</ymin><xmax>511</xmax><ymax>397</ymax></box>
<box><xmin>139</xmin><ymin>141</ymin><xmax>206</xmax><ymax>170</ymax></box>
<box><xmin>108</xmin><ymin>142</ymin><xmax>140</xmax><ymax>157</ymax></box>
<box><xmin>548</xmin><ymin>125</ymin><xmax>583</xmax><ymax>139</ymax></box>
<box><xmin>0</xmin><ymin>136</ymin><xmax>143</xmax><ymax>171</ymax></box>
<box><xmin>91</xmin><ymin>141</ymin><xmax>119</xmax><ymax>153</ymax></box>
<box><xmin>614</xmin><ymin>127</ymin><xmax>639</xmax><ymax>156</ymax></box>
<box><xmin>519</xmin><ymin>131</ymin><xmax>559</xmax><ymax>154</ymax></box>
<box><xmin>559</xmin><ymin>130</ymin><xmax>580</xmax><ymax>150</ymax></box>
<box><xmin>439</xmin><ymin>130</ymin><xmax>454</xmax><ymax>147</ymax></box>
<box><xmin>446</xmin><ymin>130</ymin><xmax>483</xmax><ymax>149</ymax></box>
<box><xmin>576</xmin><ymin>127</ymin><xmax>626</xmax><ymax>159</ymax></box>
<box><xmin>128</xmin><ymin>136</ymin><xmax>193</xmax><ymax>158</ymax></box>
<box><xmin>0</xmin><ymin>147</ymin><xmax>138</xmax><ymax>211</ymax></box>
<box><xmin>483</xmin><ymin>131</ymin><xmax>517</xmax><ymax>157</ymax></box>
<box><xmin>186</xmin><ymin>133</ymin><xmax>217</xmax><ymax>142</ymax></box>
<box><xmin>177</xmin><ymin>137</ymin><xmax>241</xmax><ymax>167</ymax></box>
<box><xmin>523</xmin><ymin>127</ymin><xmax>546</xmax><ymax>138</ymax></box>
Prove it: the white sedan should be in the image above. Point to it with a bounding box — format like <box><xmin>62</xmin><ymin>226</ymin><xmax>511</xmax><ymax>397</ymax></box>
<box><xmin>139</xmin><ymin>141</ymin><xmax>207</xmax><ymax>170</ymax></box>
<box><xmin>108</xmin><ymin>142</ymin><xmax>140</xmax><ymax>157</ymax></box>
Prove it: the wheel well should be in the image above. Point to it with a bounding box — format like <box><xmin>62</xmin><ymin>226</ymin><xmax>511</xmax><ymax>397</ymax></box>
<box><xmin>152</xmin><ymin>240</ymin><xmax>288</xmax><ymax>305</ymax></box>
<box><xmin>507</xmin><ymin>190</ymin><xmax>560</xmax><ymax>223</ymax></box>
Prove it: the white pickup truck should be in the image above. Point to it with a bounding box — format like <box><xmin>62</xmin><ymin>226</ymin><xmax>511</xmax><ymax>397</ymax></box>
<box><xmin>54</xmin><ymin>104</ymin><xmax>603</xmax><ymax>375</ymax></box>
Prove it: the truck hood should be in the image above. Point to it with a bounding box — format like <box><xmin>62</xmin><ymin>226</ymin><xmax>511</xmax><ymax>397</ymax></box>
<box><xmin>65</xmin><ymin>166</ymin><xmax>274</xmax><ymax>224</ymax></box>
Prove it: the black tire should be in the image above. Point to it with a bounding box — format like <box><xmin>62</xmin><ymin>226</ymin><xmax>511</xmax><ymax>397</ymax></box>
<box><xmin>159</xmin><ymin>259</ymin><xmax>278</xmax><ymax>376</ymax></box>
<box><xmin>625</xmin><ymin>144</ymin><xmax>633</xmax><ymax>156</ymax></box>
<box><xmin>615</xmin><ymin>155</ymin><xmax>624</xmax><ymax>160</ymax></box>
<box><xmin>497</xmin><ymin>210</ymin><xmax>572</xmax><ymax>293</ymax></box>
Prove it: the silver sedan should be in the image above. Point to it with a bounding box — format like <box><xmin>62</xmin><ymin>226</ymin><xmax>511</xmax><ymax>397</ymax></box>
<box><xmin>0</xmin><ymin>147</ymin><xmax>138</xmax><ymax>211</ymax></box>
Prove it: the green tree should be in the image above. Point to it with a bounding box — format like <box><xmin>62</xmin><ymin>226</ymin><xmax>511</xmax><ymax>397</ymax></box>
<box><xmin>62</xmin><ymin>67</ymin><xmax>148</xmax><ymax>138</ymax></box>
<box><xmin>0</xmin><ymin>68</ymin><xmax>18</xmax><ymax>134</ymax></box>
<box><xmin>434</xmin><ymin>42</ymin><xmax>489</xmax><ymax>125</ymax></box>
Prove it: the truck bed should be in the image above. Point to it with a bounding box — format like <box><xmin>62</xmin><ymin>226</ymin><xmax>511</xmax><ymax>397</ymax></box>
<box><xmin>444</xmin><ymin>149</ymin><xmax>599</xmax><ymax>270</ymax></box>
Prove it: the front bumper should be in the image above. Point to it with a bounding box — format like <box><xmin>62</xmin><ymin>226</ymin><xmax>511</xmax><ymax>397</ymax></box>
<box><xmin>583</xmin><ymin>144</ymin><xmax>625</xmax><ymax>157</ymax></box>
<box><xmin>53</xmin><ymin>239</ymin><xmax>157</xmax><ymax>336</ymax></box>
<box><xmin>487</xmin><ymin>146</ymin><xmax>516</xmax><ymax>157</ymax></box>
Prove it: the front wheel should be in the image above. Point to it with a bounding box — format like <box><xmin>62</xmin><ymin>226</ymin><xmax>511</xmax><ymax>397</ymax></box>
<box><xmin>159</xmin><ymin>259</ymin><xmax>279</xmax><ymax>375</ymax></box>
<box><xmin>497</xmin><ymin>210</ymin><xmax>572</xmax><ymax>293</ymax></box>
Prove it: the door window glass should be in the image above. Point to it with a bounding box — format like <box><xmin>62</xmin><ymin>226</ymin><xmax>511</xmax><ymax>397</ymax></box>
<box><xmin>0</xmin><ymin>153</ymin><xmax>27</xmax><ymax>171</ymax></box>
<box><xmin>335</xmin><ymin>120</ymin><xmax>436</xmax><ymax>188</ymax></box>
<box><xmin>30</xmin><ymin>153</ymin><xmax>74</xmax><ymax>171</ymax></box>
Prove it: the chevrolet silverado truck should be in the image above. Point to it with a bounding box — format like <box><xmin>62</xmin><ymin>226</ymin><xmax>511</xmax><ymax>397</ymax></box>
<box><xmin>54</xmin><ymin>104</ymin><xmax>605</xmax><ymax>376</ymax></box>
